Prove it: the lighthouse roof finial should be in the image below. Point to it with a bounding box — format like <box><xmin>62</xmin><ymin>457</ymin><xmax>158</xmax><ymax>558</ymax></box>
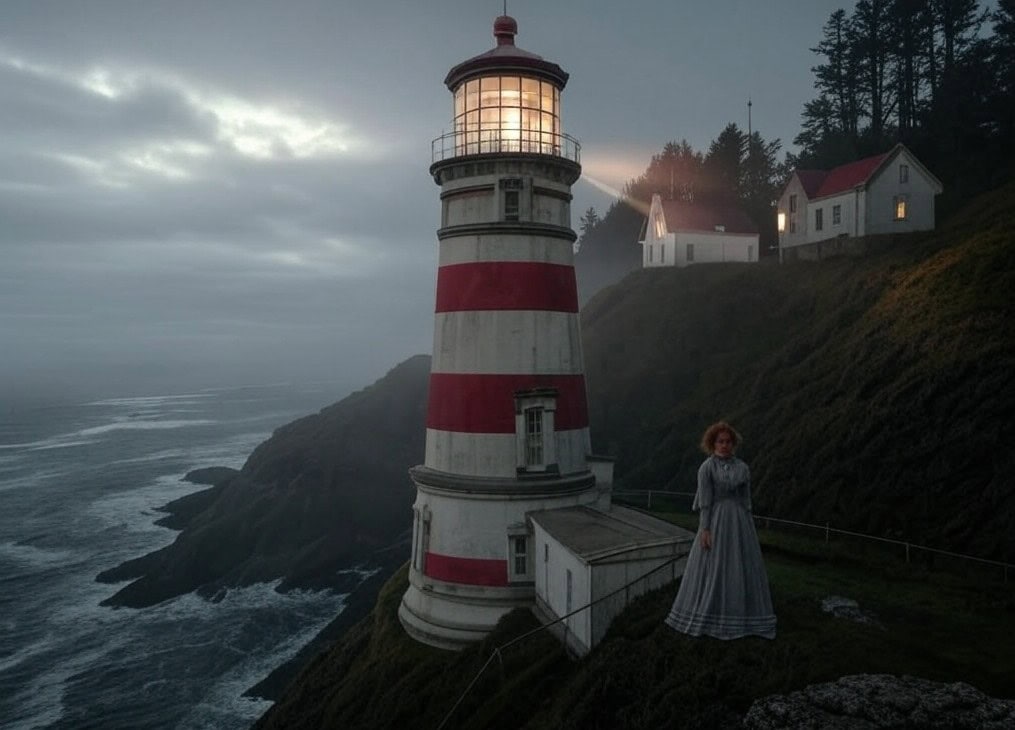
<box><xmin>493</xmin><ymin>14</ymin><xmax>517</xmax><ymax>46</ymax></box>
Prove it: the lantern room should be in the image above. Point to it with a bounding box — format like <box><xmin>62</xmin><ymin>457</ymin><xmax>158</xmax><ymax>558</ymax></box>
<box><xmin>432</xmin><ymin>15</ymin><xmax>580</xmax><ymax>163</ymax></box>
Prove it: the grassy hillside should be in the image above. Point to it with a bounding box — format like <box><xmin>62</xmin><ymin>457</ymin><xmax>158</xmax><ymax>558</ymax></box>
<box><xmin>582</xmin><ymin>183</ymin><xmax>1015</xmax><ymax>562</ymax></box>
<box><xmin>254</xmin><ymin>519</ymin><xmax>1015</xmax><ymax>730</ymax></box>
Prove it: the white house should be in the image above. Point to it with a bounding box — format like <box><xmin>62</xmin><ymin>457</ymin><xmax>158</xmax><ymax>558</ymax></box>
<box><xmin>639</xmin><ymin>194</ymin><xmax>760</xmax><ymax>268</ymax></box>
<box><xmin>776</xmin><ymin>143</ymin><xmax>943</xmax><ymax>254</ymax></box>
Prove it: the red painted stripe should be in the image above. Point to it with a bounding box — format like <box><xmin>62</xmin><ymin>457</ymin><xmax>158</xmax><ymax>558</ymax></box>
<box><xmin>435</xmin><ymin>262</ymin><xmax>578</xmax><ymax>313</ymax></box>
<box><xmin>425</xmin><ymin>552</ymin><xmax>508</xmax><ymax>586</ymax></box>
<box><xmin>427</xmin><ymin>373</ymin><xmax>588</xmax><ymax>433</ymax></box>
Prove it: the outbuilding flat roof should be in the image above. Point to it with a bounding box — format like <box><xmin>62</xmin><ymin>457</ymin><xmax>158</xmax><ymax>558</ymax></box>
<box><xmin>528</xmin><ymin>505</ymin><xmax>692</xmax><ymax>562</ymax></box>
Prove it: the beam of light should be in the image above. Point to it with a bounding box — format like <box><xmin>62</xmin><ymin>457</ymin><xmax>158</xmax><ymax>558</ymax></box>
<box><xmin>580</xmin><ymin>173</ymin><xmax>625</xmax><ymax>200</ymax></box>
<box><xmin>580</xmin><ymin>173</ymin><xmax>651</xmax><ymax>216</ymax></box>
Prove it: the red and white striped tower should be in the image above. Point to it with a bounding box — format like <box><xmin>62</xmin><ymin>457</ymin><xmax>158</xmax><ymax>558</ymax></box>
<box><xmin>398</xmin><ymin>15</ymin><xmax>603</xmax><ymax>650</ymax></box>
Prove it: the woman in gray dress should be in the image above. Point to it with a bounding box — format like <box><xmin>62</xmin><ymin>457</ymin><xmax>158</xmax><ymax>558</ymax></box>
<box><xmin>665</xmin><ymin>421</ymin><xmax>776</xmax><ymax>639</ymax></box>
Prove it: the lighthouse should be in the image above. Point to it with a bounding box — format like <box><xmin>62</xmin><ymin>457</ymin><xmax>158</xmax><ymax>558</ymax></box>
<box><xmin>398</xmin><ymin>14</ymin><xmax>605</xmax><ymax>650</ymax></box>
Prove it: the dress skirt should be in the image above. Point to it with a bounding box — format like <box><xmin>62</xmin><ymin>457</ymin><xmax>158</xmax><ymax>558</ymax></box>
<box><xmin>665</xmin><ymin>496</ymin><xmax>776</xmax><ymax>640</ymax></box>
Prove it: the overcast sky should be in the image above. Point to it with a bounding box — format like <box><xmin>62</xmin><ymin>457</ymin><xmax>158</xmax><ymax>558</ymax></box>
<box><xmin>1</xmin><ymin>0</ymin><xmax>847</xmax><ymax>402</ymax></box>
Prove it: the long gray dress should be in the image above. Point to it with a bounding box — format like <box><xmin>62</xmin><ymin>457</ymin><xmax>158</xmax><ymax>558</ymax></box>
<box><xmin>665</xmin><ymin>455</ymin><xmax>776</xmax><ymax>639</ymax></box>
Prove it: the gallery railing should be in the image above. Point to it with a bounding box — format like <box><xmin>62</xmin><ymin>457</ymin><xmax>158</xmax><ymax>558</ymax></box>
<box><xmin>431</xmin><ymin>129</ymin><xmax>581</xmax><ymax>165</ymax></box>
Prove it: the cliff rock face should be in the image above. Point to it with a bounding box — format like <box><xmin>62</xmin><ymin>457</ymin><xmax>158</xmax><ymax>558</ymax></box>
<box><xmin>582</xmin><ymin>183</ymin><xmax>1015</xmax><ymax>561</ymax></box>
<box><xmin>96</xmin><ymin>355</ymin><xmax>429</xmax><ymax>608</ymax></box>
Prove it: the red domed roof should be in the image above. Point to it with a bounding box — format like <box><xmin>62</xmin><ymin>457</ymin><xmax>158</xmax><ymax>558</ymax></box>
<box><xmin>444</xmin><ymin>16</ymin><xmax>569</xmax><ymax>91</ymax></box>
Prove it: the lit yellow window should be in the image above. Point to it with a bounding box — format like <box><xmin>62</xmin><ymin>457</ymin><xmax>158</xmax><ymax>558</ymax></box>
<box><xmin>894</xmin><ymin>196</ymin><xmax>908</xmax><ymax>220</ymax></box>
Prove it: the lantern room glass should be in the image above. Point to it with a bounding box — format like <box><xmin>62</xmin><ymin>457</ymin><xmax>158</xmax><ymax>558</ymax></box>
<box><xmin>452</xmin><ymin>75</ymin><xmax>561</xmax><ymax>156</ymax></box>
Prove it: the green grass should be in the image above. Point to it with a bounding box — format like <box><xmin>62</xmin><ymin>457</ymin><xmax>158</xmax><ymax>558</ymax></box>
<box><xmin>258</xmin><ymin>516</ymin><xmax>1015</xmax><ymax>730</ymax></box>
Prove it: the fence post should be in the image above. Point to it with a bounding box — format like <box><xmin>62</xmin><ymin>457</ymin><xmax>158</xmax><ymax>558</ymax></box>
<box><xmin>825</xmin><ymin>522</ymin><xmax>829</xmax><ymax>544</ymax></box>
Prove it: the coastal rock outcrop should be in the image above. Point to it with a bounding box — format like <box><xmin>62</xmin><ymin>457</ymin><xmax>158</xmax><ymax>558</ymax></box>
<box><xmin>96</xmin><ymin>355</ymin><xmax>429</xmax><ymax>608</ymax></box>
<box><xmin>743</xmin><ymin>674</ymin><xmax>1015</xmax><ymax>729</ymax></box>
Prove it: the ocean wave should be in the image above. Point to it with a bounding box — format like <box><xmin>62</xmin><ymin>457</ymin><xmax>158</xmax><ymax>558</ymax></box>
<box><xmin>0</xmin><ymin>542</ymin><xmax>76</xmax><ymax>569</ymax></box>
<box><xmin>0</xmin><ymin>470</ymin><xmax>69</xmax><ymax>493</ymax></box>
<box><xmin>173</xmin><ymin>586</ymin><xmax>348</xmax><ymax>729</ymax></box>
<box><xmin>86</xmin><ymin>473</ymin><xmax>214</xmax><ymax>536</ymax></box>
<box><xmin>78</xmin><ymin>419</ymin><xmax>218</xmax><ymax>437</ymax></box>
<box><xmin>0</xmin><ymin>419</ymin><xmax>217</xmax><ymax>452</ymax></box>
<box><xmin>85</xmin><ymin>393</ymin><xmax>216</xmax><ymax>407</ymax></box>
<box><xmin>0</xmin><ymin>634</ymin><xmax>58</xmax><ymax>674</ymax></box>
<box><xmin>1</xmin><ymin>642</ymin><xmax>113</xmax><ymax>730</ymax></box>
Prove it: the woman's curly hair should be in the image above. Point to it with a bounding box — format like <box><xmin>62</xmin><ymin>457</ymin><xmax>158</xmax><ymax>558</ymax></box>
<box><xmin>700</xmin><ymin>421</ymin><xmax>742</xmax><ymax>454</ymax></box>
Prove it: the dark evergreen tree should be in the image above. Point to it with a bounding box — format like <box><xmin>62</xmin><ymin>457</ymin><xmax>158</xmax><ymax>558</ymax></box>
<box><xmin>702</xmin><ymin>123</ymin><xmax>747</xmax><ymax>205</ymax></box>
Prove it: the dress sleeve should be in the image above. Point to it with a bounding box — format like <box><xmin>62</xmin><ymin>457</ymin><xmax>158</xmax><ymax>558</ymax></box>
<box><xmin>693</xmin><ymin>459</ymin><xmax>714</xmax><ymax>530</ymax></box>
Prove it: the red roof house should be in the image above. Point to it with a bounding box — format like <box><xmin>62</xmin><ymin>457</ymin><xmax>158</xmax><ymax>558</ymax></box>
<box><xmin>776</xmin><ymin>144</ymin><xmax>943</xmax><ymax>254</ymax></box>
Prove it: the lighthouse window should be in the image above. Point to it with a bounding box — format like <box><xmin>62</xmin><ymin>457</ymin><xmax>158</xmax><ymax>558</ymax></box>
<box><xmin>453</xmin><ymin>75</ymin><xmax>560</xmax><ymax>157</ymax></box>
<box><xmin>514</xmin><ymin>388</ymin><xmax>557</xmax><ymax>472</ymax></box>
<box><xmin>525</xmin><ymin>408</ymin><xmax>543</xmax><ymax>465</ymax></box>
<box><xmin>504</xmin><ymin>191</ymin><xmax>520</xmax><ymax>221</ymax></box>
<box><xmin>512</xmin><ymin>536</ymin><xmax>528</xmax><ymax>576</ymax></box>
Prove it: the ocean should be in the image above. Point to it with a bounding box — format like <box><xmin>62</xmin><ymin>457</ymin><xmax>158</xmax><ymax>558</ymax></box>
<box><xmin>0</xmin><ymin>383</ymin><xmax>353</xmax><ymax>729</ymax></box>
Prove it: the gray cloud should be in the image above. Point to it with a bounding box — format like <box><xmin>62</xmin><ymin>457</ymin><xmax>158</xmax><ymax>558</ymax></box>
<box><xmin>0</xmin><ymin>1</ymin><xmax>847</xmax><ymax>400</ymax></box>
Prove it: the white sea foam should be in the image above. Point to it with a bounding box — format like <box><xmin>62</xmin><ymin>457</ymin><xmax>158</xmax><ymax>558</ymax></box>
<box><xmin>0</xmin><ymin>541</ymin><xmax>76</xmax><ymax>569</ymax></box>
<box><xmin>27</xmin><ymin>439</ymin><xmax>98</xmax><ymax>452</ymax></box>
<box><xmin>85</xmin><ymin>393</ymin><xmax>216</xmax><ymax>407</ymax></box>
<box><xmin>3</xmin><ymin>643</ymin><xmax>112</xmax><ymax>730</ymax></box>
<box><xmin>0</xmin><ymin>469</ymin><xmax>69</xmax><ymax>493</ymax></box>
<box><xmin>175</xmin><ymin>586</ymin><xmax>348</xmax><ymax>729</ymax></box>
<box><xmin>87</xmin><ymin>473</ymin><xmax>212</xmax><ymax>535</ymax></box>
<box><xmin>77</xmin><ymin>418</ymin><xmax>218</xmax><ymax>437</ymax></box>
<box><xmin>0</xmin><ymin>633</ymin><xmax>58</xmax><ymax>673</ymax></box>
<box><xmin>0</xmin><ymin>419</ymin><xmax>216</xmax><ymax>452</ymax></box>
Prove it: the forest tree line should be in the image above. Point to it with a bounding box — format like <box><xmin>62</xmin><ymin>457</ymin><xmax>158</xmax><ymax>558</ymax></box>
<box><xmin>577</xmin><ymin>0</ymin><xmax>1015</xmax><ymax>269</ymax></box>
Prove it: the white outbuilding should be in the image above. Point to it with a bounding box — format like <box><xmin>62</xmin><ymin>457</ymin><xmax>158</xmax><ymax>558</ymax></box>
<box><xmin>529</xmin><ymin>505</ymin><xmax>692</xmax><ymax>656</ymax></box>
<box><xmin>639</xmin><ymin>194</ymin><xmax>761</xmax><ymax>268</ymax></box>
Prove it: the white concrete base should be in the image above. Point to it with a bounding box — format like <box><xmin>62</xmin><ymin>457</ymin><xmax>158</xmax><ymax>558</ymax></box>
<box><xmin>398</xmin><ymin>569</ymin><xmax>534</xmax><ymax>651</ymax></box>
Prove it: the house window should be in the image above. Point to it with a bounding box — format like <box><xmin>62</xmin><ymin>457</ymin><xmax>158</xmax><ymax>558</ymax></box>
<box><xmin>686</xmin><ymin>243</ymin><xmax>694</xmax><ymax>262</ymax></box>
<box><xmin>815</xmin><ymin>208</ymin><xmax>824</xmax><ymax>231</ymax></box>
<box><xmin>748</xmin><ymin>245</ymin><xmax>754</xmax><ymax>261</ymax></box>
<box><xmin>544</xmin><ymin>543</ymin><xmax>549</xmax><ymax>563</ymax></box>
<box><xmin>900</xmin><ymin>164</ymin><xmax>909</xmax><ymax>184</ymax></box>
<box><xmin>512</xmin><ymin>536</ymin><xmax>528</xmax><ymax>576</ymax></box>
<box><xmin>647</xmin><ymin>244</ymin><xmax>653</xmax><ymax>263</ymax></box>
<box><xmin>789</xmin><ymin>194</ymin><xmax>797</xmax><ymax>213</ymax></box>
<box><xmin>661</xmin><ymin>243</ymin><xmax>666</xmax><ymax>264</ymax></box>
<box><xmin>894</xmin><ymin>195</ymin><xmax>908</xmax><ymax>220</ymax></box>
<box><xmin>514</xmin><ymin>388</ymin><xmax>557</xmax><ymax>473</ymax></box>
<box><xmin>832</xmin><ymin>205</ymin><xmax>841</xmax><ymax>225</ymax></box>
<box><xmin>789</xmin><ymin>217</ymin><xmax>797</xmax><ymax>234</ymax></box>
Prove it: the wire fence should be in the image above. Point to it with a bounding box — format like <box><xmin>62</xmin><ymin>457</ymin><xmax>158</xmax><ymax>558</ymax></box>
<box><xmin>613</xmin><ymin>489</ymin><xmax>1012</xmax><ymax>584</ymax></box>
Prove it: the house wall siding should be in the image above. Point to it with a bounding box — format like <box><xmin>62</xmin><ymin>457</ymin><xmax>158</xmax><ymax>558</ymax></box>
<box><xmin>533</xmin><ymin>524</ymin><xmax>591</xmax><ymax>649</ymax></box>
<box><xmin>777</xmin><ymin>175</ymin><xmax>811</xmax><ymax>248</ymax></box>
<box><xmin>865</xmin><ymin>149</ymin><xmax>937</xmax><ymax>235</ymax></box>
<box><xmin>673</xmin><ymin>231</ymin><xmax>758</xmax><ymax>266</ymax></box>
